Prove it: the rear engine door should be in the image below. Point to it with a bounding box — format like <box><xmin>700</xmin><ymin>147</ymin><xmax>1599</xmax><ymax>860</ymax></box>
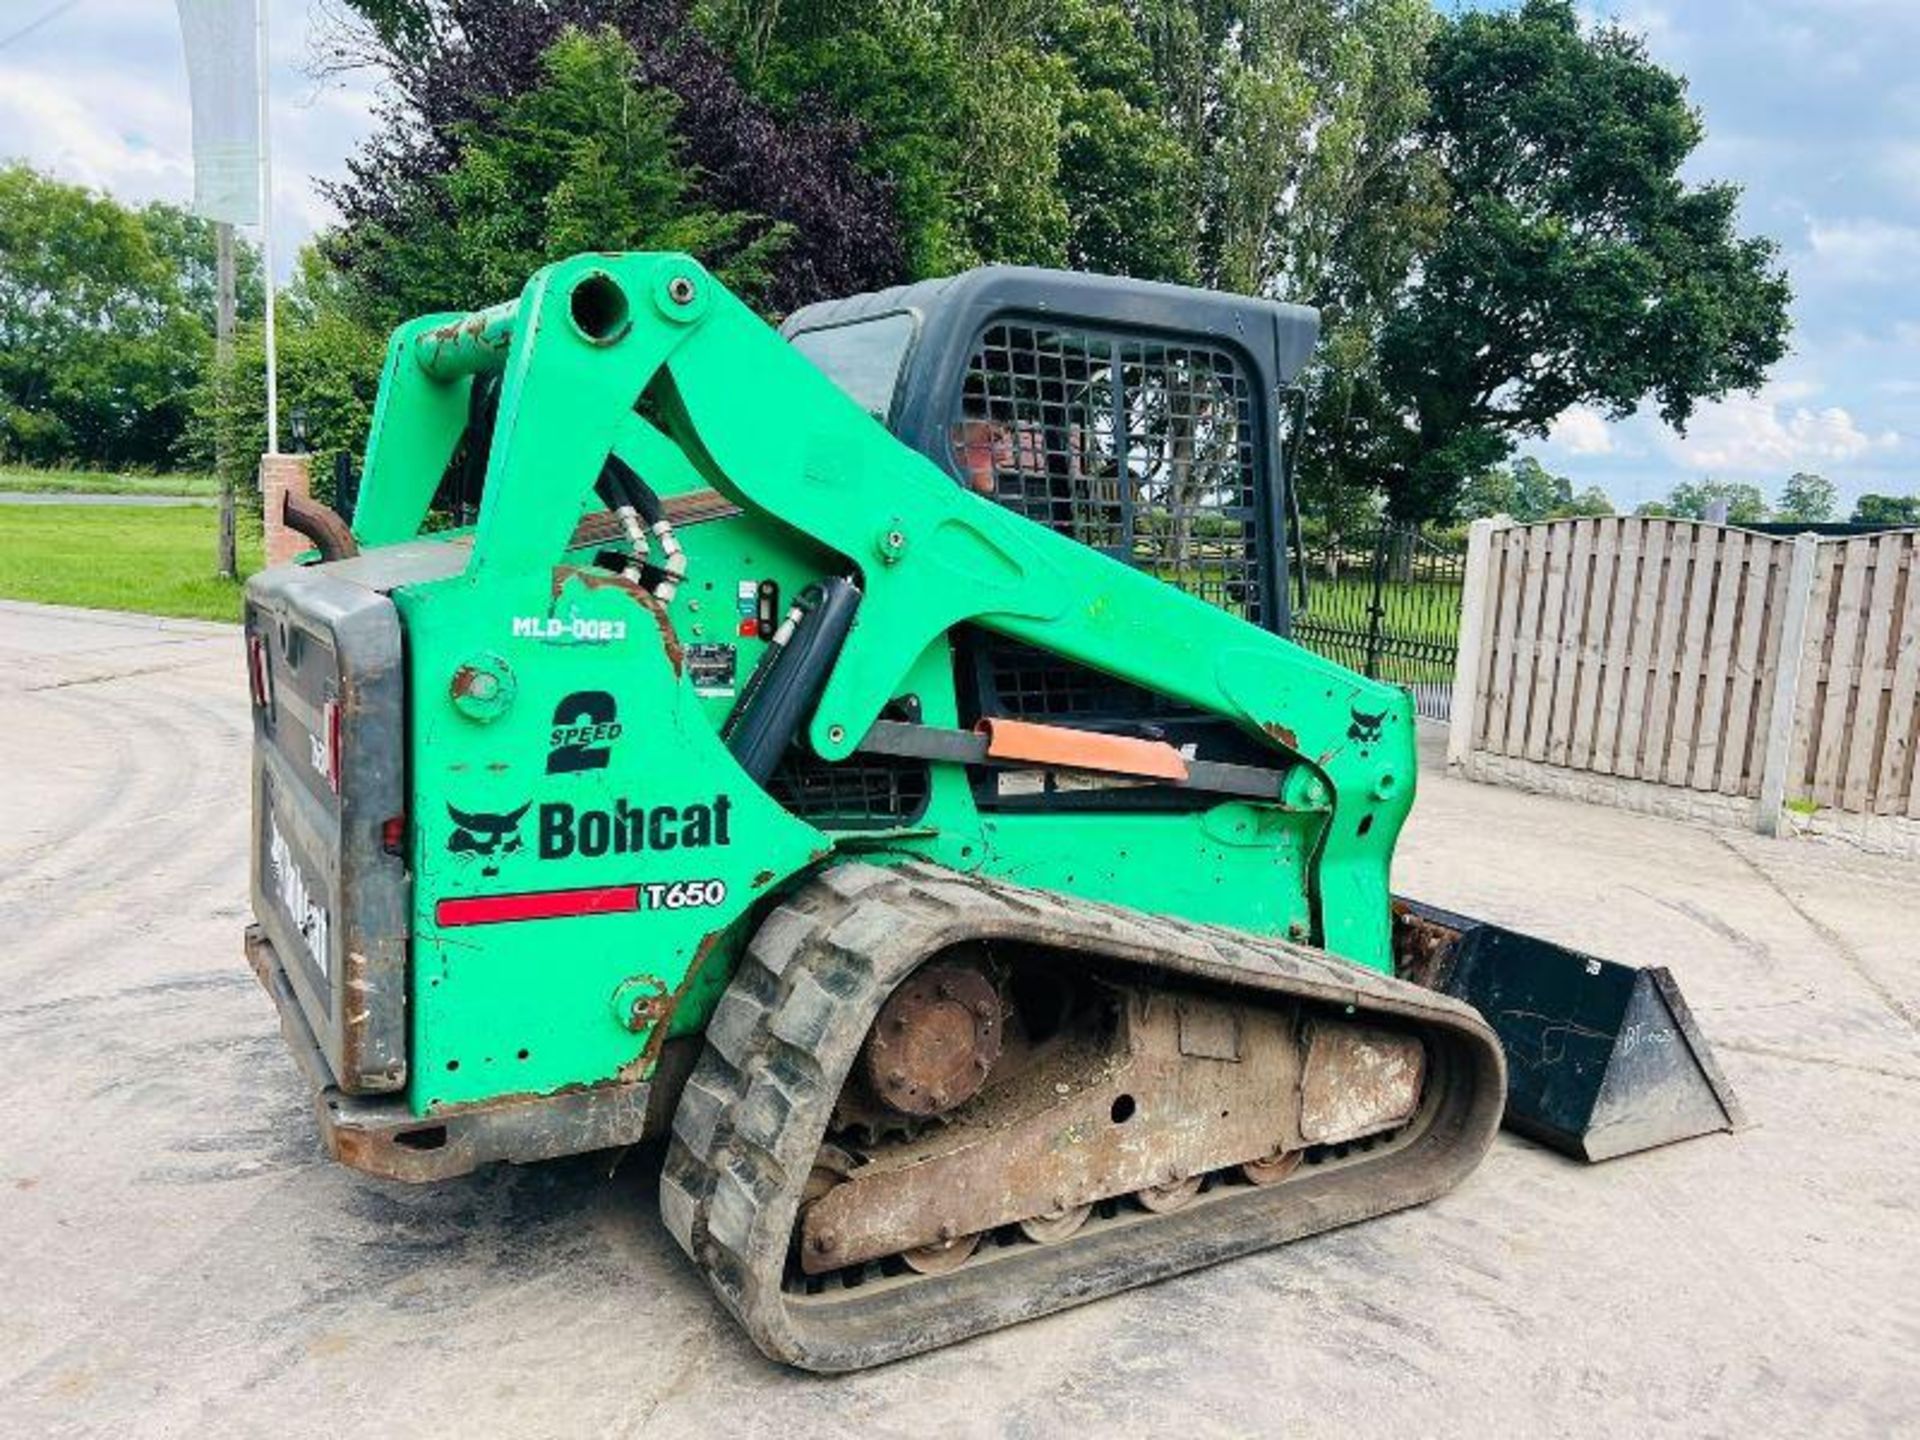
<box><xmin>246</xmin><ymin>567</ymin><xmax>410</xmax><ymax>1092</ymax></box>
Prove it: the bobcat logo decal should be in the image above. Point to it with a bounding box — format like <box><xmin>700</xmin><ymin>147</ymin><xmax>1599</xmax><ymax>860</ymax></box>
<box><xmin>1347</xmin><ymin>707</ymin><xmax>1387</xmax><ymax>750</ymax></box>
<box><xmin>446</xmin><ymin>801</ymin><xmax>531</xmax><ymax>877</ymax></box>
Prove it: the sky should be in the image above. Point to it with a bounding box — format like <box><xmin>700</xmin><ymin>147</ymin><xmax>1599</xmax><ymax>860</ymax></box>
<box><xmin>1</xmin><ymin>0</ymin><xmax>1916</xmax><ymax>512</ymax></box>
<box><xmin>0</xmin><ymin>0</ymin><xmax>379</xmax><ymax>282</ymax></box>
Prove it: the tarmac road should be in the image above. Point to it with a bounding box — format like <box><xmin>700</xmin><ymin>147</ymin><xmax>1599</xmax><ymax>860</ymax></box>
<box><xmin>1</xmin><ymin>598</ymin><xmax>1916</xmax><ymax>1438</ymax></box>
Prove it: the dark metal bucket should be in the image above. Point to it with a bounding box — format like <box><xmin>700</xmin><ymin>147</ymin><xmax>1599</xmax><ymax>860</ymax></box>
<box><xmin>1394</xmin><ymin>899</ymin><xmax>1746</xmax><ymax>1162</ymax></box>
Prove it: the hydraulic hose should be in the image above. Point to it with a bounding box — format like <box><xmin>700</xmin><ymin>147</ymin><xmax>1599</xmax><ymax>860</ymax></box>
<box><xmin>594</xmin><ymin>453</ymin><xmax>687</xmax><ymax>601</ymax></box>
<box><xmin>593</xmin><ymin>464</ymin><xmax>648</xmax><ymax>587</ymax></box>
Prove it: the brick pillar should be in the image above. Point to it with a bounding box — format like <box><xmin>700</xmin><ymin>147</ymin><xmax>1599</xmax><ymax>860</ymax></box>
<box><xmin>260</xmin><ymin>452</ymin><xmax>313</xmax><ymax>568</ymax></box>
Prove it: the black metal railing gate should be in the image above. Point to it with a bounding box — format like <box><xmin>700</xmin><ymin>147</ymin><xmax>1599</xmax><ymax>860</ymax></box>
<box><xmin>1291</xmin><ymin>524</ymin><xmax>1467</xmax><ymax>722</ymax></box>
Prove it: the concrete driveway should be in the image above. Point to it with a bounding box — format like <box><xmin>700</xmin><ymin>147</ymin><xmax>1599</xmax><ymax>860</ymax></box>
<box><xmin>1</xmin><ymin>599</ymin><xmax>1915</xmax><ymax>1438</ymax></box>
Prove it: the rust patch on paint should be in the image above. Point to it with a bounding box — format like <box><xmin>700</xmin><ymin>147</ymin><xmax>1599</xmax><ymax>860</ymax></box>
<box><xmin>1262</xmin><ymin>721</ymin><xmax>1300</xmax><ymax>752</ymax></box>
<box><xmin>547</xmin><ymin>565</ymin><xmax>684</xmax><ymax>675</ymax></box>
<box><xmin>639</xmin><ymin>590</ymin><xmax>685</xmax><ymax>676</ymax></box>
<box><xmin>621</xmin><ymin>975</ymin><xmax>672</xmax><ymax>1033</ymax></box>
<box><xmin>617</xmin><ymin>933</ymin><xmax>723</xmax><ymax>1082</ymax></box>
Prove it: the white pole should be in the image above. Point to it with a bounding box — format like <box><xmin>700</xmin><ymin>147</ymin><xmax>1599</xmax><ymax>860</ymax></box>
<box><xmin>1447</xmin><ymin>517</ymin><xmax>1506</xmax><ymax>770</ymax></box>
<box><xmin>1756</xmin><ymin>532</ymin><xmax>1821</xmax><ymax>836</ymax></box>
<box><xmin>256</xmin><ymin>0</ymin><xmax>278</xmax><ymax>455</ymax></box>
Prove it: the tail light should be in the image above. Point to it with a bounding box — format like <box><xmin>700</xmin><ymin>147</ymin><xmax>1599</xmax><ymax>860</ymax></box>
<box><xmin>381</xmin><ymin>814</ymin><xmax>407</xmax><ymax>857</ymax></box>
<box><xmin>246</xmin><ymin>631</ymin><xmax>272</xmax><ymax>709</ymax></box>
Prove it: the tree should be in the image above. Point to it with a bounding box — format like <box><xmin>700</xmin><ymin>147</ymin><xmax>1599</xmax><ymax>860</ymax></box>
<box><xmin>1139</xmin><ymin>0</ymin><xmax>1440</xmax><ymax>303</ymax></box>
<box><xmin>1051</xmin><ymin>0</ymin><xmax>1198</xmax><ymax>281</ymax></box>
<box><xmin>1776</xmin><ymin>471</ymin><xmax>1836</xmax><ymax>524</ymax></box>
<box><xmin>728</xmin><ymin>0</ymin><xmax>1188</xmax><ymax>280</ymax></box>
<box><xmin>1125</xmin><ymin>1</ymin><xmax>1444</xmax><ymax>527</ymax></box>
<box><xmin>138</xmin><ymin>201</ymin><xmax>265</xmax><ymax>333</ymax></box>
<box><xmin>191</xmin><ymin>247</ymin><xmax>387</xmax><ymax>509</ymax></box>
<box><xmin>329</xmin><ymin>28</ymin><xmax>783</xmax><ymax>318</ymax></box>
<box><xmin>1852</xmin><ymin>493</ymin><xmax>1920</xmax><ymax>527</ymax></box>
<box><xmin>1457</xmin><ymin>458</ymin><xmax>1610</xmax><ymax>522</ymax></box>
<box><xmin>1457</xmin><ymin>454</ymin><xmax>1571</xmax><ymax>522</ymax></box>
<box><xmin>1556</xmin><ymin>484</ymin><xmax>1615</xmax><ymax>518</ymax></box>
<box><xmin>324</xmin><ymin>0</ymin><xmax>903</xmax><ymax>319</ymax></box>
<box><xmin>726</xmin><ymin>0</ymin><xmax>1437</xmax><ymax>296</ymax></box>
<box><xmin>0</xmin><ymin>164</ymin><xmax>239</xmax><ymax>469</ymax></box>
<box><xmin>1654</xmin><ymin>478</ymin><xmax>1769</xmax><ymax>524</ymax></box>
<box><xmin>1372</xmin><ymin>0</ymin><xmax>1791</xmax><ymax>521</ymax></box>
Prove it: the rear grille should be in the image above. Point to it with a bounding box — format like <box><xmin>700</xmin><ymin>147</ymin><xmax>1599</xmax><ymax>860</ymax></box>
<box><xmin>951</xmin><ymin>320</ymin><xmax>1266</xmax><ymax>624</ymax></box>
<box><xmin>767</xmin><ymin>752</ymin><xmax>930</xmax><ymax>828</ymax></box>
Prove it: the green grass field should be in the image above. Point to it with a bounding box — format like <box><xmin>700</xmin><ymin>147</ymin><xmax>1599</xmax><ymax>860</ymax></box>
<box><xmin>0</xmin><ymin>503</ymin><xmax>258</xmax><ymax>621</ymax></box>
<box><xmin>0</xmin><ymin>466</ymin><xmax>220</xmax><ymax>498</ymax></box>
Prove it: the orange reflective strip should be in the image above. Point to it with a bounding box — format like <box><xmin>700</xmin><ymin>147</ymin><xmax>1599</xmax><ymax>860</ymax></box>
<box><xmin>975</xmin><ymin>717</ymin><xmax>1190</xmax><ymax>782</ymax></box>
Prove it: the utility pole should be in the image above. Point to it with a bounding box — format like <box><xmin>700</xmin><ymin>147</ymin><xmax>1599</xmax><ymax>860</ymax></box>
<box><xmin>215</xmin><ymin>220</ymin><xmax>237</xmax><ymax>577</ymax></box>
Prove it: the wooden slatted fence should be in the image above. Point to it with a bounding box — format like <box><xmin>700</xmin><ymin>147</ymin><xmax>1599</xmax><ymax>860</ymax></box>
<box><xmin>1785</xmin><ymin>531</ymin><xmax>1920</xmax><ymax>817</ymax></box>
<box><xmin>1449</xmin><ymin>517</ymin><xmax>1920</xmax><ymax>830</ymax></box>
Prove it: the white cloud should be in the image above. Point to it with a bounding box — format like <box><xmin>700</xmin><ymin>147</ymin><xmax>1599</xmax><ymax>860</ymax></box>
<box><xmin>1663</xmin><ymin>391</ymin><xmax>1899</xmax><ymax>473</ymax></box>
<box><xmin>0</xmin><ymin>66</ymin><xmax>192</xmax><ymax>201</ymax></box>
<box><xmin>1547</xmin><ymin>406</ymin><xmax>1616</xmax><ymax>456</ymax></box>
<box><xmin>1806</xmin><ymin>217</ymin><xmax>1920</xmax><ymax>280</ymax></box>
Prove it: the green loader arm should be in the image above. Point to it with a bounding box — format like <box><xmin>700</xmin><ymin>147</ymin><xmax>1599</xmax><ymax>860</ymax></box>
<box><xmin>346</xmin><ymin>253</ymin><xmax>1414</xmax><ymax>1112</ymax></box>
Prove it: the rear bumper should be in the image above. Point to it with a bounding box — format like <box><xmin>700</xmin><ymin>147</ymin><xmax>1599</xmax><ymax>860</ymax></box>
<box><xmin>245</xmin><ymin>925</ymin><xmax>666</xmax><ymax>1182</ymax></box>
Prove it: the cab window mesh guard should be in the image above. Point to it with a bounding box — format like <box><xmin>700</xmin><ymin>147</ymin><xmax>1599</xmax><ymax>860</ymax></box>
<box><xmin>951</xmin><ymin>321</ymin><xmax>1265</xmax><ymax>624</ymax></box>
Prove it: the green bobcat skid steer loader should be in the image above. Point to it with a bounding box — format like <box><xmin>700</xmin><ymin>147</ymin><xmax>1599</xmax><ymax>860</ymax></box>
<box><xmin>243</xmin><ymin>253</ymin><xmax>1741</xmax><ymax>1371</ymax></box>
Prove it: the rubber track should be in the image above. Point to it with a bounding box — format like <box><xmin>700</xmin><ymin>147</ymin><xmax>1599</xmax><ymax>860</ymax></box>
<box><xmin>661</xmin><ymin>860</ymin><xmax>1506</xmax><ymax>1371</ymax></box>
